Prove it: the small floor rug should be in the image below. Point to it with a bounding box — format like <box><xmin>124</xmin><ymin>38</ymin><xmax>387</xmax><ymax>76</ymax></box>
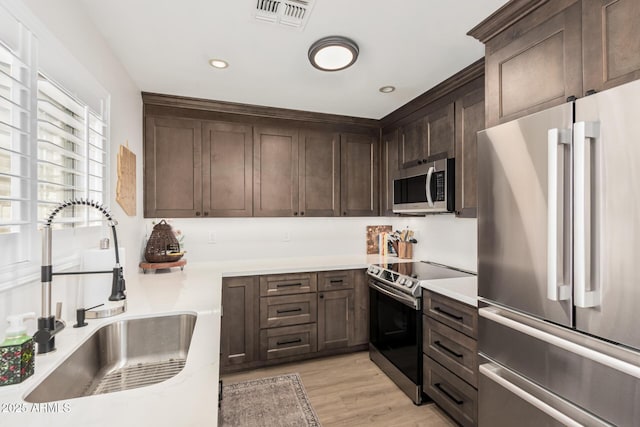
<box><xmin>220</xmin><ymin>373</ymin><xmax>321</xmax><ymax>427</ymax></box>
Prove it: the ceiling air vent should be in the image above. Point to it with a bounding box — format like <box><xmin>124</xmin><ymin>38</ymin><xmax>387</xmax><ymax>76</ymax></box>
<box><xmin>254</xmin><ymin>0</ymin><xmax>315</xmax><ymax>30</ymax></box>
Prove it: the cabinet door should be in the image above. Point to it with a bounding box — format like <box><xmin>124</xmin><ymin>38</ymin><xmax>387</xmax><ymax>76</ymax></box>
<box><xmin>144</xmin><ymin>117</ymin><xmax>202</xmax><ymax>217</ymax></box>
<box><xmin>202</xmin><ymin>122</ymin><xmax>252</xmax><ymax>217</ymax></box>
<box><xmin>340</xmin><ymin>133</ymin><xmax>378</xmax><ymax>216</ymax></box>
<box><xmin>253</xmin><ymin>126</ymin><xmax>299</xmax><ymax>216</ymax></box>
<box><xmin>484</xmin><ymin>1</ymin><xmax>582</xmax><ymax>126</ymax></box>
<box><xmin>221</xmin><ymin>277</ymin><xmax>258</xmax><ymax>370</ymax></box>
<box><xmin>352</xmin><ymin>269</ymin><xmax>369</xmax><ymax>346</ymax></box>
<box><xmin>426</xmin><ymin>102</ymin><xmax>455</xmax><ymax>161</ymax></box>
<box><xmin>399</xmin><ymin>117</ymin><xmax>428</xmax><ymax>168</ymax></box>
<box><xmin>583</xmin><ymin>0</ymin><xmax>640</xmax><ymax>94</ymax></box>
<box><xmin>317</xmin><ymin>289</ymin><xmax>354</xmax><ymax>351</ymax></box>
<box><xmin>380</xmin><ymin>129</ymin><xmax>399</xmax><ymax>216</ymax></box>
<box><xmin>299</xmin><ymin>130</ymin><xmax>340</xmax><ymax>217</ymax></box>
<box><xmin>455</xmin><ymin>82</ymin><xmax>484</xmax><ymax>218</ymax></box>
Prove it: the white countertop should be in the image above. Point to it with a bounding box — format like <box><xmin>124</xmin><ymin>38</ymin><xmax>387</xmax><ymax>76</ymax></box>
<box><xmin>420</xmin><ymin>276</ymin><xmax>478</xmax><ymax>307</ymax></box>
<box><xmin>0</xmin><ymin>254</ymin><xmax>475</xmax><ymax>426</ymax></box>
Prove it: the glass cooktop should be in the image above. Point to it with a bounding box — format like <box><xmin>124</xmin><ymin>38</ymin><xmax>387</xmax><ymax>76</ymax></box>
<box><xmin>373</xmin><ymin>261</ymin><xmax>475</xmax><ymax>281</ymax></box>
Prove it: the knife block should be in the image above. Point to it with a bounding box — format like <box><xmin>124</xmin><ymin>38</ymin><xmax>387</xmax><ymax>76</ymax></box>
<box><xmin>398</xmin><ymin>242</ymin><xmax>413</xmax><ymax>259</ymax></box>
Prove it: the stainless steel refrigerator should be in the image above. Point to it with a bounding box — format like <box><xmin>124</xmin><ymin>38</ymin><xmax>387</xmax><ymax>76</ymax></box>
<box><xmin>477</xmin><ymin>78</ymin><xmax>640</xmax><ymax>426</ymax></box>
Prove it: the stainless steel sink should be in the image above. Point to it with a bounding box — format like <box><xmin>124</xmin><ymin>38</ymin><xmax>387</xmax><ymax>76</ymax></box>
<box><xmin>25</xmin><ymin>313</ymin><xmax>196</xmax><ymax>403</ymax></box>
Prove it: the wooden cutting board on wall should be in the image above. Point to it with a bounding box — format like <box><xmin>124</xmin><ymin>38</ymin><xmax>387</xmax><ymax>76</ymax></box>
<box><xmin>117</xmin><ymin>144</ymin><xmax>136</xmax><ymax>216</ymax></box>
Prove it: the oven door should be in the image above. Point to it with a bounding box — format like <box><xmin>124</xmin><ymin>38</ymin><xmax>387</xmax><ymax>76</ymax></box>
<box><xmin>369</xmin><ymin>279</ymin><xmax>422</xmax><ymax>386</ymax></box>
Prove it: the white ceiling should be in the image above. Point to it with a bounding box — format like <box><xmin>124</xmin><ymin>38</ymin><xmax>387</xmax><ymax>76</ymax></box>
<box><xmin>78</xmin><ymin>0</ymin><xmax>506</xmax><ymax>119</ymax></box>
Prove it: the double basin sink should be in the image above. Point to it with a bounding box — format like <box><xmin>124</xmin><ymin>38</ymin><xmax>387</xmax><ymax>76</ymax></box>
<box><xmin>25</xmin><ymin>313</ymin><xmax>196</xmax><ymax>403</ymax></box>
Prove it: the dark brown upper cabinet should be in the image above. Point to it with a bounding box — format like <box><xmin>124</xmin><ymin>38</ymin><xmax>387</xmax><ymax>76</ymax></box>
<box><xmin>454</xmin><ymin>79</ymin><xmax>485</xmax><ymax>218</ymax></box>
<box><xmin>380</xmin><ymin>129</ymin><xmax>399</xmax><ymax>216</ymax></box>
<box><xmin>582</xmin><ymin>0</ymin><xmax>640</xmax><ymax>94</ymax></box>
<box><xmin>299</xmin><ymin>130</ymin><xmax>341</xmax><ymax>217</ymax></box>
<box><xmin>470</xmin><ymin>0</ymin><xmax>640</xmax><ymax>127</ymax></box>
<box><xmin>203</xmin><ymin>122</ymin><xmax>253</xmax><ymax>217</ymax></box>
<box><xmin>340</xmin><ymin>133</ymin><xmax>378</xmax><ymax>216</ymax></box>
<box><xmin>253</xmin><ymin>126</ymin><xmax>299</xmax><ymax>217</ymax></box>
<box><xmin>399</xmin><ymin>101</ymin><xmax>455</xmax><ymax>168</ymax></box>
<box><xmin>144</xmin><ymin>116</ymin><xmax>203</xmax><ymax>218</ymax></box>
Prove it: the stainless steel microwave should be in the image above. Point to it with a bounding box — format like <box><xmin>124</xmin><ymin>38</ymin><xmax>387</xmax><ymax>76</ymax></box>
<box><xmin>392</xmin><ymin>158</ymin><xmax>454</xmax><ymax>214</ymax></box>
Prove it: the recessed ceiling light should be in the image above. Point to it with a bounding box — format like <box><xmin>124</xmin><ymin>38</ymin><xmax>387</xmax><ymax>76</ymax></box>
<box><xmin>379</xmin><ymin>86</ymin><xmax>396</xmax><ymax>93</ymax></box>
<box><xmin>308</xmin><ymin>36</ymin><xmax>359</xmax><ymax>72</ymax></box>
<box><xmin>209</xmin><ymin>59</ymin><xmax>229</xmax><ymax>69</ymax></box>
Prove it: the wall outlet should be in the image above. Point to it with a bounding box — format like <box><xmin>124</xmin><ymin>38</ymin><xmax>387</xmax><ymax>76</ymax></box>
<box><xmin>208</xmin><ymin>232</ymin><xmax>217</xmax><ymax>244</ymax></box>
<box><xmin>283</xmin><ymin>231</ymin><xmax>291</xmax><ymax>242</ymax></box>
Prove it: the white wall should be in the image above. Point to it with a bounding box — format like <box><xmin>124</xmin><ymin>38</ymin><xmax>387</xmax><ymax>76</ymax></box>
<box><xmin>0</xmin><ymin>0</ymin><xmax>144</xmax><ymax>338</ymax></box>
<box><xmin>392</xmin><ymin>215</ymin><xmax>478</xmax><ymax>272</ymax></box>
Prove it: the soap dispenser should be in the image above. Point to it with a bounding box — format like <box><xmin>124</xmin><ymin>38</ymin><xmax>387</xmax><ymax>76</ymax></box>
<box><xmin>0</xmin><ymin>312</ymin><xmax>36</xmax><ymax>386</ymax></box>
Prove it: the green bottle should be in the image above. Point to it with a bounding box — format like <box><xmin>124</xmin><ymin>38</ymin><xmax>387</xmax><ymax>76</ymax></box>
<box><xmin>0</xmin><ymin>312</ymin><xmax>36</xmax><ymax>386</ymax></box>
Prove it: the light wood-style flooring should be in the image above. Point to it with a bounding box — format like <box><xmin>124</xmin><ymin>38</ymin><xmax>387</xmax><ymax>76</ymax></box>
<box><xmin>222</xmin><ymin>351</ymin><xmax>456</xmax><ymax>427</ymax></box>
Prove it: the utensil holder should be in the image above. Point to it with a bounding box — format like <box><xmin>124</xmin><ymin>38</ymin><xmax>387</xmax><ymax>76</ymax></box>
<box><xmin>398</xmin><ymin>242</ymin><xmax>413</xmax><ymax>259</ymax></box>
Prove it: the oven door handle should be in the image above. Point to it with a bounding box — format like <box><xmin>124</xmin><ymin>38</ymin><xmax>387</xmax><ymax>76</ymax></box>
<box><xmin>369</xmin><ymin>280</ymin><xmax>419</xmax><ymax>309</ymax></box>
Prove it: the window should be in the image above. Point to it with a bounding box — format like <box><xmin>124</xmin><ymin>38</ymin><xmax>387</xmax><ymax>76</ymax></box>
<box><xmin>36</xmin><ymin>74</ymin><xmax>107</xmax><ymax>229</ymax></box>
<box><xmin>0</xmin><ymin>24</ymin><xmax>34</xmax><ymax>267</ymax></box>
<box><xmin>0</xmin><ymin>9</ymin><xmax>109</xmax><ymax>279</ymax></box>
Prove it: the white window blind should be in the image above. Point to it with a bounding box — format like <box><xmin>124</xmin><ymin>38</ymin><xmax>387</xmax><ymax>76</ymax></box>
<box><xmin>36</xmin><ymin>74</ymin><xmax>107</xmax><ymax>229</ymax></box>
<box><xmin>0</xmin><ymin>24</ymin><xmax>33</xmax><ymax>267</ymax></box>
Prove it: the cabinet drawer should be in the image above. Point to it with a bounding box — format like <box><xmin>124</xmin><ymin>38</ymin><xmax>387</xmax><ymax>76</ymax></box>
<box><xmin>423</xmin><ymin>316</ymin><xmax>477</xmax><ymax>387</ymax></box>
<box><xmin>318</xmin><ymin>270</ymin><xmax>354</xmax><ymax>291</ymax></box>
<box><xmin>424</xmin><ymin>291</ymin><xmax>478</xmax><ymax>339</ymax></box>
<box><xmin>260</xmin><ymin>294</ymin><xmax>317</xmax><ymax>328</ymax></box>
<box><xmin>259</xmin><ymin>324</ymin><xmax>317</xmax><ymax>361</ymax></box>
<box><xmin>259</xmin><ymin>273</ymin><xmax>317</xmax><ymax>297</ymax></box>
<box><xmin>424</xmin><ymin>358</ymin><xmax>478</xmax><ymax>427</ymax></box>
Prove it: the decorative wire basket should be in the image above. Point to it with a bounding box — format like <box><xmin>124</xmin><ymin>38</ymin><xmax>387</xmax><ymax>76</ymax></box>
<box><xmin>144</xmin><ymin>220</ymin><xmax>183</xmax><ymax>263</ymax></box>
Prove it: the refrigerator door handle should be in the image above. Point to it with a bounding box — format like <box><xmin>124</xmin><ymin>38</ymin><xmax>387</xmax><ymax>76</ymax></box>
<box><xmin>547</xmin><ymin>128</ymin><xmax>571</xmax><ymax>301</ymax></box>
<box><xmin>479</xmin><ymin>307</ymin><xmax>640</xmax><ymax>380</ymax></box>
<box><xmin>425</xmin><ymin>166</ymin><xmax>434</xmax><ymax>207</ymax></box>
<box><xmin>574</xmin><ymin>121</ymin><xmax>601</xmax><ymax>308</ymax></box>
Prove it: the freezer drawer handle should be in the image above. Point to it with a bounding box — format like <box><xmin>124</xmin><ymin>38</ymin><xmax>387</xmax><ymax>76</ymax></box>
<box><xmin>479</xmin><ymin>307</ymin><xmax>640</xmax><ymax>380</ymax></box>
<box><xmin>433</xmin><ymin>306</ymin><xmax>463</xmax><ymax>321</ymax></box>
<box><xmin>434</xmin><ymin>340</ymin><xmax>463</xmax><ymax>358</ymax></box>
<box><xmin>574</xmin><ymin>121</ymin><xmax>601</xmax><ymax>308</ymax></box>
<box><xmin>434</xmin><ymin>382</ymin><xmax>463</xmax><ymax>405</ymax></box>
<box><xmin>546</xmin><ymin>127</ymin><xmax>571</xmax><ymax>302</ymax></box>
<box><xmin>276</xmin><ymin>307</ymin><xmax>302</xmax><ymax>314</ymax></box>
<box><xmin>276</xmin><ymin>338</ymin><xmax>302</xmax><ymax>346</ymax></box>
<box><xmin>480</xmin><ymin>364</ymin><xmax>586</xmax><ymax>427</ymax></box>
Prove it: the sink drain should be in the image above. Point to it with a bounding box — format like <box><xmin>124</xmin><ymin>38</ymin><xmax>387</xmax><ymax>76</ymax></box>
<box><xmin>90</xmin><ymin>359</ymin><xmax>186</xmax><ymax>395</ymax></box>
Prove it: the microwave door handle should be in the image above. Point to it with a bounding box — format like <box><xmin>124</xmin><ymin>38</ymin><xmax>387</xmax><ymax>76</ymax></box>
<box><xmin>425</xmin><ymin>166</ymin><xmax>434</xmax><ymax>207</ymax></box>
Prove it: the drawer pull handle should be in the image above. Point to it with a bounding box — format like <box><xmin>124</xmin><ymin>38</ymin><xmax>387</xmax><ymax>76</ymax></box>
<box><xmin>276</xmin><ymin>338</ymin><xmax>302</xmax><ymax>346</ymax></box>
<box><xmin>434</xmin><ymin>340</ymin><xmax>463</xmax><ymax>358</ymax></box>
<box><xmin>433</xmin><ymin>306</ymin><xmax>463</xmax><ymax>321</ymax></box>
<box><xmin>434</xmin><ymin>382</ymin><xmax>464</xmax><ymax>405</ymax></box>
<box><xmin>276</xmin><ymin>307</ymin><xmax>303</xmax><ymax>314</ymax></box>
<box><xmin>329</xmin><ymin>279</ymin><xmax>343</xmax><ymax>284</ymax></box>
<box><xmin>277</xmin><ymin>283</ymin><xmax>302</xmax><ymax>288</ymax></box>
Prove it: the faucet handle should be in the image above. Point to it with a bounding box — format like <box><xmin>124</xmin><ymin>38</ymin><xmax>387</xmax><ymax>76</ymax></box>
<box><xmin>55</xmin><ymin>301</ymin><xmax>62</xmax><ymax>319</ymax></box>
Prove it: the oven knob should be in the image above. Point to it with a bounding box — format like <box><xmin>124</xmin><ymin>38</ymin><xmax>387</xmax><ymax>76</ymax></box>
<box><xmin>405</xmin><ymin>280</ymin><xmax>414</xmax><ymax>288</ymax></box>
<box><xmin>398</xmin><ymin>277</ymin><xmax>405</xmax><ymax>285</ymax></box>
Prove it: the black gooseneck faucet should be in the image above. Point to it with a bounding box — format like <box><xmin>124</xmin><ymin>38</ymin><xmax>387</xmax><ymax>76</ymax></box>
<box><xmin>33</xmin><ymin>199</ymin><xmax>126</xmax><ymax>354</ymax></box>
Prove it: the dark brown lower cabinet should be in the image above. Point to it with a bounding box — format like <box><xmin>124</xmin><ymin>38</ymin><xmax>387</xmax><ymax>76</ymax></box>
<box><xmin>317</xmin><ymin>289</ymin><xmax>354</xmax><ymax>351</ymax></box>
<box><xmin>221</xmin><ymin>269</ymin><xmax>368</xmax><ymax>373</ymax></box>
<box><xmin>220</xmin><ymin>277</ymin><xmax>258</xmax><ymax>369</ymax></box>
<box><xmin>423</xmin><ymin>291</ymin><xmax>479</xmax><ymax>427</ymax></box>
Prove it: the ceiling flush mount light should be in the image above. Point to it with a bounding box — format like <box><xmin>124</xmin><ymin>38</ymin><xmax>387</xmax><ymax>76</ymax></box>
<box><xmin>209</xmin><ymin>59</ymin><xmax>228</xmax><ymax>69</ymax></box>
<box><xmin>379</xmin><ymin>86</ymin><xmax>396</xmax><ymax>93</ymax></box>
<box><xmin>308</xmin><ymin>36</ymin><xmax>359</xmax><ymax>71</ymax></box>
